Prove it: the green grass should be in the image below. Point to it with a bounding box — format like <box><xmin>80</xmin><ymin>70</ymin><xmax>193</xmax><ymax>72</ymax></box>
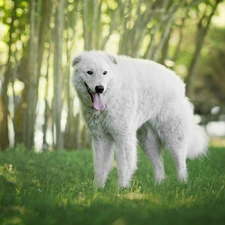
<box><xmin>0</xmin><ymin>146</ymin><xmax>225</xmax><ymax>225</ymax></box>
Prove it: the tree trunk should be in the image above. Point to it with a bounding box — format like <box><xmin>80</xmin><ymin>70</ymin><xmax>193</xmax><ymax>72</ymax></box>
<box><xmin>0</xmin><ymin>0</ymin><xmax>19</xmax><ymax>149</ymax></box>
<box><xmin>42</xmin><ymin>42</ymin><xmax>52</xmax><ymax>150</ymax></box>
<box><xmin>0</xmin><ymin>72</ymin><xmax>10</xmax><ymax>149</ymax></box>
<box><xmin>53</xmin><ymin>0</ymin><xmax>66</xmax><ymax>150</ymax></box>
<box><xmin>37</xmin><ymin>0</ymin><xmax>53</xmax><ymax>73</ymax></box>
<box><xmin>23</xmin><ymin>0</ymin><xmax>41</xmax><ymax>149</ymax></box>
<box><xmin>186</xmin><ymin>1</ymin><xmax>221</xmax><ymax>97</ymax></box>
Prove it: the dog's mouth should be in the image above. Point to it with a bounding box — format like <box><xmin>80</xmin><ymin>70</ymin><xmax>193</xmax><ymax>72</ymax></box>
<box><xmin>84</xmin><ymin>82</ymin><xmax>94</xmax><ymax>102</ymax></box>
<box><xmin>84</xmin><ymin>83</ymin><xmax>105</xmax><ymax>111</ymax></box>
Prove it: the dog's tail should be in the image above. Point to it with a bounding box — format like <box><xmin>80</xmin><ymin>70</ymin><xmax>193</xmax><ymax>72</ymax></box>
<box><xmin>186</xmin><ymin>124</ymin><xmax>208</xmax><ymax>159</ymax></box>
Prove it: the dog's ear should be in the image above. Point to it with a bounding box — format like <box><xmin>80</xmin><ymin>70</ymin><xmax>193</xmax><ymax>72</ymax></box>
<box><xmin>107</xmin><ymin>54</ymin><xmax>117</xmax><ymax>65</ymax></box>
<box><xmin>72</xmin><ymin>55</ymin><xmax>81</xmax><ymax>67</ymax></box>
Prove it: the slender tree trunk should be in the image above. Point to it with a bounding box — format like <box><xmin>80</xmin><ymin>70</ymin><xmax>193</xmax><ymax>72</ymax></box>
<box><xmin>186</xmin><ymin>1</ymin><xmax>221</xmax><ymax>96</ymax></box>
<box><xmin>42</xmin><ymin>42</ymin><xmax>52</xmax><ymax>150</ymax></box>
<box><xmin>63</xmin><ymin>0</ymin><xmax>79</xmax><ymax>150</ymax></box>
<box><xmin>53</xmin><ymin>0</ymin><xmax>65</xmax><ymax>150</ymax></box>
<box><xmin>0</xmin><ymin>73</ymin><xmax>10</xmax><ymax>149</ymax></box>
<box><xmin>14</xmin><ymin>56</ymin><xmax>27</xmax><ymax>146</ymax></box>
<box><xmin>82</xmin><ymin>0</ymin><xmax>92</xmax><ymax>50</ymax></box>
<box><xmin>171</xmin><ymin>17</ymin><xmax>185</xmax><ymax>66</ymax></box>
<box><xmin>23</xmin><ymin>0</ymin><xmax>41</xmax><ymax>149</ymax></box>
<box><xmin>38</xmin><ymin>0</ymin><xmax>53</xmax><ymax>72</ymax></box>
<box><xmin>0</xmin><ymin>0</ymin><xmax>19</xmax><ymax>149</ymax></box>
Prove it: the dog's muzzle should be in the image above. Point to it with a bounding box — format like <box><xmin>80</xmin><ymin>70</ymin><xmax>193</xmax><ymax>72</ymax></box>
<box><xmin>84</xmin><ymin>83</ymin><xmax>105</xmax><ymax>111</ymax></box>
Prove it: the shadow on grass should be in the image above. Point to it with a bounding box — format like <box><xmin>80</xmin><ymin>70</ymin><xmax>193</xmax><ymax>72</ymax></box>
<box><xmin>1</xmin><ymin>195</ymin><xmax>225</xmax><ymax>225</ymax></box>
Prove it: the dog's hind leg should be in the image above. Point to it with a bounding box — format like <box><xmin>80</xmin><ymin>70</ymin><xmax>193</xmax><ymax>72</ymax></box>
<box><xmin>92</xmin><ymin>134</ymin><xmax>115</xmax><ymax>188</ymax></box>
<box><xmin>159</xmin><ymin>117</ymin><xmax>188</xmax><ymax>182</ymax></box>
<box><xmin>170</xmin><ymin>147</ymin><xmax>187</xmax><ymax>182</ymax></box>
<box><xmin>137</xmin><ymin>123</ymin><xmax>166</xmax><ymax>184</ymax></box>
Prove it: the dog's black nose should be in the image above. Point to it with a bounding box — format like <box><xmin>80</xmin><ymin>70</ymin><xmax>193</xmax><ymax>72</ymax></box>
<box><xmin>95</xmin><ymin>85</ymin><xmax>104</xmax><ymax>93</ymax></box>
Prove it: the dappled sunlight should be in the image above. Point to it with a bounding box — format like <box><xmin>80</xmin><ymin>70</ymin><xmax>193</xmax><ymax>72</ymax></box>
<box><xmin>120</xmin><ymin>188</ymin><xmax>197</xmax><ymax>209</ymax></box>
<box><xmin>209</xmin><ymin>137</ymin><xmax>225</xmax><ymax>148</ymax></box>
<box><xmin>0</xmin><ymin>163</ymin><xmax>18</xmax><ymax>184</ymax></box>
<box><xmin>112</xmin><ymin>218</ymin><xmax>127</xmax><ymax>225</ymax></box>
<box><xmin>3</xmin><ymin>213</ymin><xmax>23</xmax><ymax>225</ymax></box>
<box><xmin>122</xmin><ymin>192</ymin><xmax>161</xmax><ymax>205</ymax></box>
<box><xmin>165</xmin><ymin>195</ymin><xmax>197</xmax><ymax>209</ymax></box>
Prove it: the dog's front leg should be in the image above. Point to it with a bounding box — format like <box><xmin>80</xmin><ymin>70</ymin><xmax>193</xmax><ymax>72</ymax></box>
<box><xmin>115</xmin><ymin>133</ymin><xmax>137</xmax><ymax>188</ymax></box>
<box><xmin>92</xmin><ymin>134</ymin><xmax>114</xmax><ymax>188</ymax></box>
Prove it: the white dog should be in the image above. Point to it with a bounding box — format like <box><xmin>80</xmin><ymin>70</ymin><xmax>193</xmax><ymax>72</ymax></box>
<box><xmin>72</xmin><ymin>51</ymin><xmax>208</xmax><ymax>188</ymax></box>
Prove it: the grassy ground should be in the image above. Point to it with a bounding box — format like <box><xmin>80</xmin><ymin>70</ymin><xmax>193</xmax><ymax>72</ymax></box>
<box><xmin>0</xmin><ymin>146</ymin><xmax>225</xmax><ymax>225</ymax></box>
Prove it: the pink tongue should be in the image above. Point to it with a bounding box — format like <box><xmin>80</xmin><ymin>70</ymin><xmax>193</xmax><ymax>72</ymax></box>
<box><xmin>93</xmin><ymin>93</ymin><xmax>105</xmax><ymax>111</ymax></box>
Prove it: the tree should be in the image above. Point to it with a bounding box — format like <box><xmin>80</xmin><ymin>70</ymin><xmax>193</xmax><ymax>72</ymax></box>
<box><xmin>0</xmin><ymin>0</ymin><xmax>223</xmax><ymax>150</ymax></box>
<box><xmin>193</xmin><ymin>27</ymin><xmax>225</xmax><ymax>124</ymax></box>
<box><xmin>0</xmin><ymin>0</ymin><xmax>29</xmax><ymax>149</ymax></box>
<box><xmin>23</xmin><ymin>0</ymin><xmax>40</xmax><ymax>149</ymax></box>
<box><xmin>53</xmin><ymin>0</ymin><xmax>66</xmax><ymax>150</ymax></box>
<box><xmin>185</xmin><ymin>0</ymin><xmax>222</xmax><ymax>97</ymax></box>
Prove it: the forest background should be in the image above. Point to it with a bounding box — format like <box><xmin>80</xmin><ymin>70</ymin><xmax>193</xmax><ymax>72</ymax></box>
<box><xmin>0</xmin><ymin>0</ymin><xmax>225</xmax><ymax>151</ymax></box>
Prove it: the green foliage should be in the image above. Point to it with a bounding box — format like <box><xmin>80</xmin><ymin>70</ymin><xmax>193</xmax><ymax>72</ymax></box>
<box><xmin>0</xmin><ymin>147</ymin><xmax>225</xmax><ymax>225</ymax></box>
<box><xmin>193</xmin><ymin>27</ymin><xmax>225</xmax><ymax>122</ymax></box>
<box><xmin>0</xmin><ymin>0</ymin><xmax>29</xmax><ymax>45</ymax></box>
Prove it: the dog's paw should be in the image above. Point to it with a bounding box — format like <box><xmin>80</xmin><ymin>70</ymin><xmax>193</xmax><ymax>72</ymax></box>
<box><xmin>94</xmin><ymin>179</ymin><xmax>106</xmax><ymax>189</ymax></box>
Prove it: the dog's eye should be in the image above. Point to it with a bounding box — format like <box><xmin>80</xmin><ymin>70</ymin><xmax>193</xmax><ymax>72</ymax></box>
<box><xmin>87</xmin><ymin>71</ymin><xmax>93</xmax><ymax>75</ymax></box>
<box><xmin>103</xmin><ymin>71</ymin><xmax>107</xmax><ymax>75</ymax></box>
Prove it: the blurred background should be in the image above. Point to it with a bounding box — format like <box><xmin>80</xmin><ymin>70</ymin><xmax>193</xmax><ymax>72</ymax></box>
<box><xmin>0</xmin><ymin>0</ymin><xmax>224</xmax><ymax>151</ymax></box>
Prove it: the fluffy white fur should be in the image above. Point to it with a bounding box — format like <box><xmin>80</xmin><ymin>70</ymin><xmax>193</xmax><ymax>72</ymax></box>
<box><xmin>72</xmin><ymin>51</ymin><xmax>208</xmax><ymax>188</ymax></box>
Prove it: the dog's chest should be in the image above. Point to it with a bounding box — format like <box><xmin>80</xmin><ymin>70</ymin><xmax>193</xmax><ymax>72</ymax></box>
<box><xmin>84</xmin><ymin>108</ymin><xmax>122</xmax><ymax>136</ymax></box>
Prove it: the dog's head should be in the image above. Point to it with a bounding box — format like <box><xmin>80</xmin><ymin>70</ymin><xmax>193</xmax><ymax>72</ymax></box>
<box><xmin>72</xmin><ymin>51</ymin><xmax>117</xmax><ymax>111</ymax></box>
